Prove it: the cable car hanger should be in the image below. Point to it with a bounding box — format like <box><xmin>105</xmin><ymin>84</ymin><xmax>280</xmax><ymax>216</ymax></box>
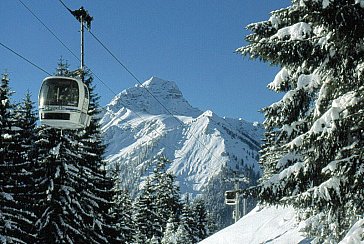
<box><xmin>38</xmin><ymin>5</ymin><xmax>93</xmax><ymax>129</ymax></box>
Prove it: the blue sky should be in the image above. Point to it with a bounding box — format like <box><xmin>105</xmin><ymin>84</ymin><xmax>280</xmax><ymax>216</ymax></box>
<box><xmin>1</xmin><ymin>0</ymin><xmax>290</xmax><ymax>122</ymax></box>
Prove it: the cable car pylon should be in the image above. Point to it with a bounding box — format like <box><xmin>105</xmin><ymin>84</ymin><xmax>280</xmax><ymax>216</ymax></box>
<box><xmin>224</xmin><ymin>172</ymin><xmax>250</xmax><ymax>223</ymax></box>
<box><xmin>38</xmin><ymin>6</ymin><xmax>93</xmax><ymax>129</ymax></box>
<box><xmin>70</xmin><ymin>6</ymin><xmax>93</xmax><ymax>81</ymax></box>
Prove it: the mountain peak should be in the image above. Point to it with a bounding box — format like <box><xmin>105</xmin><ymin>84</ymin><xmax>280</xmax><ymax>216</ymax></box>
<box><xmin>106</xmin><ymin>76</ymin><xmax>201</xmax><ymax>117</ymax></box>
<box><xmin>141</xmin><ymin>76</ymin><xmax>178</xmax><ymax>90</ymax></box>
<box><xmin>101</xmin><ymin>77</ymin><xmax>263</xmax><ymax>227</ymax></box>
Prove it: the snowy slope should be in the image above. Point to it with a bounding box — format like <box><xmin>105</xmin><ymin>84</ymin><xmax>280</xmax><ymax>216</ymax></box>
<box><xmin>100</xmin><ymin>77</ymin><xmax>263</xmax><ymax>197</ymax></box>
<box><xmin>200</xmin><ymin>205</ymin><xmax>310</xmax><ymax>244</ymax></box>
<box><xmin>200</xmin><ymin>205</ymin><xmax>364</xmax><ymax>244</ymax></box>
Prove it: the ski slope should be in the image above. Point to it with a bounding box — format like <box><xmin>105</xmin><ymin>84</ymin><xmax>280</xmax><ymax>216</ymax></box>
<box><xmin>200</xmin><ymin>205</ymin><xmax>310</xmax><ymax>244</ymax></box>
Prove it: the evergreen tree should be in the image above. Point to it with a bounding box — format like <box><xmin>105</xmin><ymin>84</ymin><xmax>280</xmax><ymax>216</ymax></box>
<box><xmin>13</xmin><ymin>91</ymin><xmax>38</xmax><ymax>241</ymax></box>
<box><xmin>35</xmin><ymin>128</ymin><xmax>93</xmax><ymax>242</ymax></box>
<box><xmin>107</xmin><ymin>165</ymin><xmax>135</xmax><ymax>243</ymax></box>
<box><xmin>201</xmin><ymin>170</ymin><xmax>231</xmax><ymax>229</ymax></box>
<box><xmin>134</xmin><ymin>156</ymin><xmax>183</xmax><ymax>243</ymax></box>
<box><xmin>206</xmin><ymin>211</ymin><xmax>218</xmax><ymax>237</ymax></box>
<box><xmin>35</xmin><ymin>60</ymin><xmax>116</xmax><ymax>243</ymax></box>
<box><xmin>134</xmin><ymin>177</ymin><xmax>160</xmax><ymax>242</ymax></box>
<box><xmin>35</xmin><ymin>62</ymin><xmax>98</xmax><ymax>242</ymax></box>
<box><xmin>0</xmin><ymin>73</ymin><xmax>17</xmax><ymax>242</ymax></box>
<box><xmin>175</xmin><ymin>222</ymin><xmax>193</xmax><ymax>244</ymax></box>
<box><xmin>237</xmin><ymin>1</ymin><xmax>364</xmax><ymax>242</ymax></box>
<box><xmin>179</xmin><ymin>199</ymin><xmax>198</xmax><ymax>243</ymax></box>
<box><xmin>152</xmin><ymin>157</ymin><xmax>182</xmax><ymax>238</ymax></box>
<box><xmin>191</xmin><ymin>198</ymin><xmax>209</xmax><ymax>241</ymax></box>
<box><xmin>16</xmin><ymin>91</ymin><xmax>38</xmax><ymax>170</ymax></box>
<box><xmin>0</xmin><ymin>73</ymin><xmax>36</xmax><ymax>243</ymax></box>
<box><xmin>75</xmin><ymin>71</ymin><xmax>113</xmax><ymax>243</ymax></box>
<box><xmin>161</xmin><ymin>213</ymin><xmax>179</xmax><ymax>244</ymax></box>
<box><xmin>177</xmin><ymin>197</ymin><xmax>211</xmax><ymax>243</ymax></box>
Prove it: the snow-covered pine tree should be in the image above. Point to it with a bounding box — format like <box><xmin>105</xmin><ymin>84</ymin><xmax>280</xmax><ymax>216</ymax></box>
<box><xmin>190</xmin><ymin>198</ymin><xmax>209</xmax><ymax>241</ymax></box>
<box><xmin>0</xmin><ymin>73</ymin><xmax>17</xmax><ymax>242</ymax></box>
<box><xmin>175</xmin><ymin>221</ymin><xmax>193</xmax><ymax>244</ymax></box>
<box><xmin>205</xmin><ymin>211</ymin><xmax>218</xmax><ymax>237</ymax></box>
<box><xmin>201</xmin><ymin>170</ymin><xmax>230</xmax><ymax>229</ymax></box>
<box><xmin>113</xmin><ymin>189</ymin><xmax>135</xmax><ymax>243</ymax></box>
<box><xmin>12</xmin><ymin>91</ymin><xmax>38</xmax><ymax>240</ymax></box>
<box><xmin>161</xmin><ymin>212</ymin><xmax>179</xmax><ymax>244</ymax></box>
<box><xmin>179</xmin><ymin>198</ymin><xmax>198</xmax><ymax>243</ymax></box>
<box><xmin>16</xmin><ymin>91</ymin><xmax>38</xmax><ymax>171</ymax></box>
<box><xmin>152</xmin><ymin>157</ymin><xmax>182</xmax><ymax>238</ymax></box>
<box><xmin>0</xmin><ymin>73</ymin><xmax>36</xmax><ymax>243</ymax></box>
<box><xmin>177</xmin><ymin>197</ymin><xmax>211</xmax><ymax>243</ymax></box>
<box><xmin>133</xmin><ymin>177</ymin><xmax>160</xmax><ymax>242</ymax></box>
<box><xmin>34</xmin><ymin>61</ymin><xmax>101</xmax><ymax>242</ymax></box>
<box><xmin>35</xmin><ymin>128</ymin><xmax>94</xmax><ymax>242</ymax></box>
<box><xmin>76</xmin><ymin>70</ymin><xmax>118</xmax><ymax>243</ymax></box>
<box><xmin>35</xmin><ymin>60</ymin><xmax>116</xmax><ymax>243</ymax></box>
<box><xmin>237</xmin><ymin>0</ymin><xmax>364</xmax><ymax>242</ymax></box>
<box><xmin>107</xmin><ymin>164</ymin><xmax>135</xmax><ymax>243</ymax></box>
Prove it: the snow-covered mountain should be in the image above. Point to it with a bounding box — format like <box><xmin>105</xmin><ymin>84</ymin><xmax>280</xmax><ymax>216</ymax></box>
<box><xmin>100</xmin><ymin>77</ymin><xmax>263</xmax><ymax>225</ymax></box>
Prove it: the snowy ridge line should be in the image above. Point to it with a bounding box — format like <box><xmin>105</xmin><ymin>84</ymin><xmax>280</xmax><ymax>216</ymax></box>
<box><xmin>220</xmin><ymin>123</ymin><xmax>260</xmax><ymax>151</ymax></box>
<box><xmin>113</xmin><ymin>78</ymin><xmax>223</xmax><ymax>164</ymax></box>
<box><xmin>108</xmin><ymin>83</ymin><xmax>232</xmax><ymax>167</ymax></box>
<box><xmin>102</xmin><ymin>112</ymin><xmax>187</xmax><ymax>160</ymax></box>
<box><xmin>102</xmin><ymin>95</ymin><xmax>262</xmax><ymax>168</ymax></box>
<box><xmin>101</xmin><ymin>81</ymin><xmax>263</xmax><ymax>198</ymax></box>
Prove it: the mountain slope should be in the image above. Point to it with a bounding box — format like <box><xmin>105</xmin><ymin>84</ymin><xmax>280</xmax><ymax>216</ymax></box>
<box><xmin>100</xmin><ymin>77</ymin><xmax>263</xmax><ymax>226</ymax></box>
<box><xmin>200</xmin><ymin>205</ymin><xmax>310</xmax><ymax>244</ymax></box>
<box><xmin>200</xmin><ymin>205</ymin><xmax>364</xmax><ymax>243</ymax></box>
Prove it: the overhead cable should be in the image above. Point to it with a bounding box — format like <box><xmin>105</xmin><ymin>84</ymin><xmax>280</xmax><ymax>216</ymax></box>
<box><xmin>17</xmin><ymin>0</ymin><xmax>190</xmax><ymax>159</ymax></box>
<box><xmin>58</xmin><ymin>0</ymin><xmax>225</xmax><ymax>162</ymax></box>
<box><xmin>0</xmin><ymin>41</ymin><xmax>51</xmax><ymax>76</ymax></box>
<box><xmin>18</xmin><ymin>0</ymin><xmax>80</xmax><ymax>62</ymax></box>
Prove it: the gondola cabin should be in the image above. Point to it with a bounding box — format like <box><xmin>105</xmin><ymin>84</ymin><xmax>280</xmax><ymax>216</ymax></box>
<box><xmin>225</xmin><ymin>190</ymin><xmax>237</xmax><ymax>205</ymax></box>
<box><xmin>38</xmin><ymin>76</ymin><xmax>91</xmax><ymax>129</ymax></box>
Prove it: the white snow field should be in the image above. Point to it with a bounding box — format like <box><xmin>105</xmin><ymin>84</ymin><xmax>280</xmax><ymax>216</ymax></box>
<box><xmin>201</xmin><ymin>205</ymin><xmax>364</xmax><ymax>244</ymax></box>
<box><xmin>200</xmin><ymin>205</ymin><xmax>310</xmax><ymax>244</ymax></box>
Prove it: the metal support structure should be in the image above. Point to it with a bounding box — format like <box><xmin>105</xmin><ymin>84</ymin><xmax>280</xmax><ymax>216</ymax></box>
<box><xmin>225</xmin><ymin>172</ymin><xmax>250</xmax><ymax>223</ymax></box>
<box><xmin>243</xmin><ymin>197</ymin><xmax>246</xmax><ymax>216</ymax></box>
<box><xmin>69</xmin><ymin>6</ymin><xmax>93</xmax><ymax>82</ymax></box>
<box><xmin>234</xmin><ymin>179</ymin><xmax>240</xmax><ymax>223</ymax></box>
<box><xmin>80</xmin><ymin>14</ymin><xmax>84</xmax><ymax>80</ymax></box>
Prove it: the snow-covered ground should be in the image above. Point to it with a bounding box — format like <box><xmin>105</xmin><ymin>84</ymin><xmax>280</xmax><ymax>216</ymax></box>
<box><xmin>201</xmin><ymin>204</ymin><xmax>364</xmax><ymax>244</ymax></box>
<box><xmin>200</xmin><ymin>205</ymin><xmax>310</xmax><ymax>244</ymax></box>
<box><xmin>339</xmin><ymin>219</ymin><xmax>364</xmax><ymax>244</ymax></box>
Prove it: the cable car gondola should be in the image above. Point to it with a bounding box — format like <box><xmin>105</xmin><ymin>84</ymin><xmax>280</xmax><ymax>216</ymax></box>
<box><xmin>225</xmin><ymin>190</ymin><xmax>237</xmax><ymax>205</ymax></box>
<box><xmin>38</xmin><ymin>76</ymin><xmax>91</xmax><ymax>129</ymax></box>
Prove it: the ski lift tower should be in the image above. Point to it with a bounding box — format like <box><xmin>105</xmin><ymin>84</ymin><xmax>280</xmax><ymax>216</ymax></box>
<box><xmin>69</xmin><ymin>6</ymin><xmax>93</xmax><ymax>81</ymax></box>
<box><xmin>224</xmin><ymin>172</ymin><xmax>250</xmax><ymax>223</ymax></box>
